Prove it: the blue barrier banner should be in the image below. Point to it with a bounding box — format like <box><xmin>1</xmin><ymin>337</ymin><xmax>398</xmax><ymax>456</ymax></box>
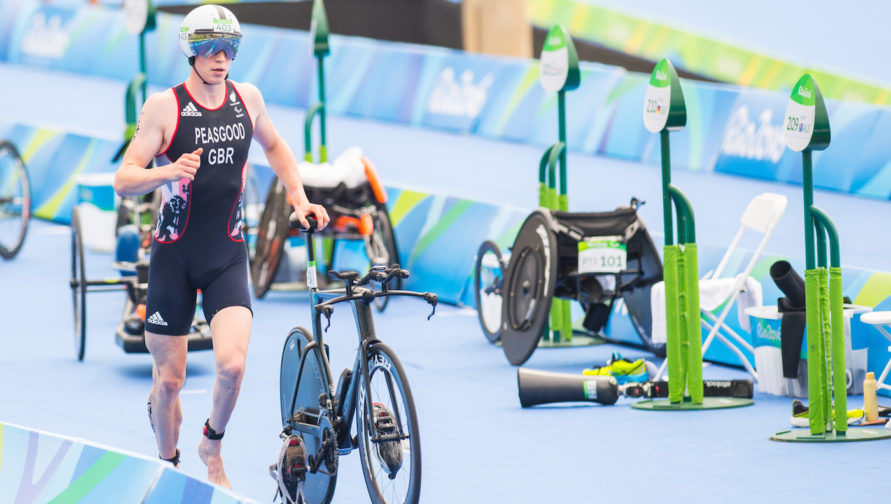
<box><xmin>642</xmin><ymin>82</ymin><xmax>740</xmax><ymax>171</ymax></box>
<box><xmin>714</xmin><ymin>88</ymin><xmax>891</xmax><ymax>198</ymax></box>
<box><xmin>852</xmin><ymin>109</ymin><xmax>891</xmax><ymax>199</ymax></box>
<box><xmin>713</xmin><ymin>88</ymin><xmax>800</xmax><ymax>181</ymax></box>
<box><xmin>3</xmin><ymin>0</ymin><xmax>891</xmax><ymax>203</ymax></box>
<box><xmin>413</xmin><ymin>52</ymin><xmax>505</xmax><ymax>132</ymax></box>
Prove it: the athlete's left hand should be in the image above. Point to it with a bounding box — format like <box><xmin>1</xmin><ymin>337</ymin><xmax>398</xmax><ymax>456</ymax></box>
<box><xmin>293</xmin><ymin>202</ymin><xmax>330</xmax><ymax>231</ymax></box>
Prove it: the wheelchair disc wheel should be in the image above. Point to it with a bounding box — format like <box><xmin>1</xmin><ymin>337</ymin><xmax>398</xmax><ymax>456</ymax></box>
<box><xmin>251</xmin><ymin>180</ymin><xmax>289</xmax><ymax>298</ymax></box>
<box><xmin>0</xmin><ymin>141</ymin><xmax>30</xmax><ymax>260</ymax></box>
<box><xmin>366</xmin><ymin>206</ymin><xmax>400</xmax><ymax>312</ymax></box>
<box><xmin>501</xmin><ymin>210</ymin><xmax>557</xmax><ymax>366</ymax></box>
<box><xmin>357</xmin><ymin>342</ymin><xmax>421</xmax><ymax>504</ymax></box>
<box><xmin>70</xmin><ymin>207</ymin><xmax>87</xmax><ymax>361</ymax></box>
<box><xmin>280</xmin><ymin>327</ymin><xmax>337</xmax><ymax>504</ymax></box>
<box><xmin>474</xmin><ymin>240</ymin><xmax>505</xmax><ymax>343</ymax></box>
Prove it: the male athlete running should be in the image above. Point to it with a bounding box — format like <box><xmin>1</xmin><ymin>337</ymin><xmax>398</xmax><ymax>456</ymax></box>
<box><xmin>114</xmin><ymin>5</ymin><xmax>329</xmax><ymax>488</ymax></box>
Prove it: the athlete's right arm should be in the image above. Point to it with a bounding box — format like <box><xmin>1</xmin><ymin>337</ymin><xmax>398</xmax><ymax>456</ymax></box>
<box><xmin>114</xmin><ymin>91</ymin><xmax>203</xmax><ymax>197</ymax></box>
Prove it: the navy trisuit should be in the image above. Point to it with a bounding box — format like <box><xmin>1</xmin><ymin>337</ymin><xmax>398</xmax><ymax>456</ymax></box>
<box><xmin>145</xmin><ymin>81</ymin><xmax>253</xmax><ymax>335</ymax></box>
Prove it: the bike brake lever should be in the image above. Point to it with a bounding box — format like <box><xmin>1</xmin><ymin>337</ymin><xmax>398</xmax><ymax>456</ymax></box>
<box><xmin>316</xmin><ymin>304</ymin><xmax>333</xmax><ymax>331</ymax></box>
<box><xmin>423</xmin><ymin>293</ymin><xmax>438</xmax><ymax>320</ymax></box>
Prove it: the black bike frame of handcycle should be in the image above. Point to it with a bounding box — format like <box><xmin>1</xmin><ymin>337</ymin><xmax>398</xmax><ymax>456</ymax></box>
<box><xmin>285</xmin><ymin>227</ymin><xmax>413</xmax><ymax>465</ymax></box>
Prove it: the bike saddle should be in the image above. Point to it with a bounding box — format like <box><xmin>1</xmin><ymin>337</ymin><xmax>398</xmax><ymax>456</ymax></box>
<box><xmin>329</xmin><ymin>270</ymin><xmax>360</xmax><ymax>282</ymax></box>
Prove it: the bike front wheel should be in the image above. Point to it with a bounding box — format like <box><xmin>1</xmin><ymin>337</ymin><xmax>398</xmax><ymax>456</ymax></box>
<box><xmin>357</xmin><ymin>343</ymin><xmax>421</xmax><ymax>504</ymax></box>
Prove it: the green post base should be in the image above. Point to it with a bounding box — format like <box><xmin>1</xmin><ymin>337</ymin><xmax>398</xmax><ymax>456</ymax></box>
<box><xmin>771</xmin><ymin>428</ymin><xmax>891</xmax><ymax>443</ymax></box>
<box><xmin>632</xmin><ymin>397</ymin><xmax>754</xmax><ymax>411</ymax></box>
<box><xmin>537</xmin><ymin>333</ymin><xmax>604</xmax><ymax>348</ymax></box>
<box><xmin>494</xmin><ymin>333</ymin><xmax>604</xmax><ymax>350</ymax></box>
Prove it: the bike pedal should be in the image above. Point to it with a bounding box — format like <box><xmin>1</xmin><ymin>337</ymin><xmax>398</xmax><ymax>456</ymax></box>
<box><xmin>275</xmin><ymin>435</ymin><xmax>307</xmax><ymax>502</ymax></box>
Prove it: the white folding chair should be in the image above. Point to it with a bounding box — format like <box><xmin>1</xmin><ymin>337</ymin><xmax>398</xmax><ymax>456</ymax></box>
<box><xmin>859</xmin><ymin>311</ymin><xmax>891</xmax><ymax>394</ymax></box>
<box><xmin>654</xmin><ymin>193</ymin><xmax>788</xmax><ymax>381</ymax></box>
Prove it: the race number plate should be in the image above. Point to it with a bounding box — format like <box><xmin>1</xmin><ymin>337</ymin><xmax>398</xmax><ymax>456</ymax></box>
<box><xmin>578</xmin><ymin>236</ymin><xmax>626</xmax><ymax>274</ymax></box>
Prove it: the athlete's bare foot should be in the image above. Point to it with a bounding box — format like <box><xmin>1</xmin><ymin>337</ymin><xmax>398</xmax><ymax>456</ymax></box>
<box><xmin>198</xmin><ymin>437</ymin><xmax>231</xmax><ymax>489</ymax></box>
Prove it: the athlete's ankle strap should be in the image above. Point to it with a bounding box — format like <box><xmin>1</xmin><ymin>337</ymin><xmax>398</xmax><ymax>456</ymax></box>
<box><xmin>161</xmin><ymin>448</ymin><xmax>181</xmax><ymax>467</ymax></box>
<box><xmin>203</xmin><ymin>419</ymin><xmax>225</xmax><ymax>440</ymax></box>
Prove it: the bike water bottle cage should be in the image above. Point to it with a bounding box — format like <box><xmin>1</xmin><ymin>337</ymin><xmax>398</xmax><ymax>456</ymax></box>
<box><xmin>203</xmin><ymin>419</ymin><xmax>225</xmax><ymax>440</ymax></box>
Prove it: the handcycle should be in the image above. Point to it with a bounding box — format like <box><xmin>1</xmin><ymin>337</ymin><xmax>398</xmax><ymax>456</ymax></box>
<box><xmin>271</xmin><ymin>214</ymin><xmax>437</xmax><ymax>504</ymax></box>
<box><xmin>0</xmin><ymin>140</ymin><xmax>30</xmax><ymax>260</ymax></box>
<box><xmin>69</xmin><ymin>190</ymin><xmax>212</xmax><ymax>361</ymax></box>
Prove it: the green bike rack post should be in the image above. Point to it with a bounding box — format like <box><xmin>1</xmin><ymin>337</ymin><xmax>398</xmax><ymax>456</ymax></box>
<box><xmin>124</xmin><ymin>0</ymin><xmax>156</xmax><ymax>102</ymax></box>
<box><xmin>536</xmin><ymin>24</ymin><xmax>579</xmax><ymax>345</ymax></box>
<box><xmin>304</xmin><ymin>0</ymin><xmax>330</xmax><ymax>163</ymax></box>
<box><xmin>634</xmin><ymin>59</ymin><xmax>752</xmax><ymax>411</ymax></box>
<box><xmin>113</xmin><ymin>0</ymin><xmax>156</xmax><ymax>162</ymax></box>
<box><xmin>771</xmin><ymin>74</ymin><xmax>891</xmax><ymax>442</ymax></box>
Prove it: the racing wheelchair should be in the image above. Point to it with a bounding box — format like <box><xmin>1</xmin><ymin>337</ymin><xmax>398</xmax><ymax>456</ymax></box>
<box><xmin>476</xmin><ymin>197</ymin><xmax>664</xmax><ymax>365</ymax></box>
<box><xmin>69</xmin><ymin>190</ymin><xmax>212</xmax><ymax>361</ymax></box>
<box><xmin>0</xmin><ymin>140</ymin><xmax>30</xmax><ymax>260</ymax></box>
<box><xmin>251</xmin><ymin>145</ymin><xmax>399</xmax><ymax>312</ymax></box>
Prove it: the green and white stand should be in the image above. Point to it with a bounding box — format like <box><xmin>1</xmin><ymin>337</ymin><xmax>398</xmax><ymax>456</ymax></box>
<box><xmin>115</xmin><ymin>0</ymin><xmax>156</xmax><ymax>159</ymax></box>
<box><xmin>535</xmin><ymin>25</ymin><xmax>597</xmax><ymax>348</ymax></box>
<box><xmin>304</xmin><ymin>0</ymin><xmax>330</xmax><ymax>163</ymax></box>
<box><xmin>299</xmin><ymin>0</ymin><xmax>337</xmax><ymax>268</ymax></box>
<box><xmin>771</xmin><ymin>74</ymin><xmax>891</xmax><ymax>441</ymax></box>
<box><xmin>633</xmin><ymin>59</ymin><xmax>751</xmax><ymax>411</ymax></box>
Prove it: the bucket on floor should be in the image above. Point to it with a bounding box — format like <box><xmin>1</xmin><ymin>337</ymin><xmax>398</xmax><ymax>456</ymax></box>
<box><xmin>75</xmin><ymin>172</ymin><xmax>118</xmax><ymax>252</ymax></box>
<box><xmin>746</xmin><ymin>304</ymin><xmax>870</xmax><ymax>397</ymax></box>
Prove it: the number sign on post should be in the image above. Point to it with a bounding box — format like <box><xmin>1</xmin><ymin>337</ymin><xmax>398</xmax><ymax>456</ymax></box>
<box><xmin>643</xmin><ymin>58</ymin><xmax>686</xmax><ymax>133</ymax></box>
<box><xmin>782</xmin><ymin>74</ymin><xmax>831</xmax><ymax>152</ymax></box>
<box><xmin>538</xmin><ymin>25</ymin><xmax>579</xmax><ymax>93</ymax></box>
<box><xmin>123</xmin><ymin>0</ymin><xmax>156</xmax><ymax>36</ymax></box>
<box><xmin>310</xmin><ymin>0</ymin><xmax>330</xmax><ymax>57</ymax></box>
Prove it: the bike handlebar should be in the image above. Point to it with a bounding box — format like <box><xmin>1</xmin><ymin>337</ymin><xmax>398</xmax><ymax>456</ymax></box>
<box><xmin>314</xmin><ymin>289</ymin><xmax>438</xmax><ymax>330</ymax></box>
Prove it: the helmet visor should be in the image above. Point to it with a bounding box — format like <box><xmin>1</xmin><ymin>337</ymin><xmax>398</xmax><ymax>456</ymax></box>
<box><xmin>188</xmin><ymin>32</ymin><xmax>241</xmax><ymax>60</ymax></box>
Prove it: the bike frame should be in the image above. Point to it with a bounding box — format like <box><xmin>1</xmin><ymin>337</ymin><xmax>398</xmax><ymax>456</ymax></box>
<box><xmin>286</xmin><ymin>224</ymin><xmax>420</xmax><ymax>467</ymax></box>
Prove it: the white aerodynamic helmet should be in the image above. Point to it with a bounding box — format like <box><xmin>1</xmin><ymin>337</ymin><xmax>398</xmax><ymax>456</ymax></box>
<box><xmin>179</xmin><ymin>5</ymin><xmax>242</xmax><ymax>60</ymax></box>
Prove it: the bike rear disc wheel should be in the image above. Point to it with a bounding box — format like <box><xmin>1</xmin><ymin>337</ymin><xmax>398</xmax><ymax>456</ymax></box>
<box><xmin>280</xmin><ymin>327</ymin><xmax>337</xmax><ymax>504</ymax></box>
<box><xmin>0</xmin><ymin>141</ymin><xmax>30</xmax><ymax>260</ymax></box>
<box><xmin>357</xmin><ymin>343</ymin><xmax>421</xmax><ymax>504</ymax></box>
<box><xmin>366</xmin><ymin>206</ymin><xmax>400</xmax><ymax>312</ymax></box>
<box><xmin>474</xmin><ymin>240</ymin><xmax>505</xmax><ymax>343</ymax></box>
<box><xmin>70</xmin><ymin>207</ymin><xmax>86</xmax><ymax>361</ymax></box>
